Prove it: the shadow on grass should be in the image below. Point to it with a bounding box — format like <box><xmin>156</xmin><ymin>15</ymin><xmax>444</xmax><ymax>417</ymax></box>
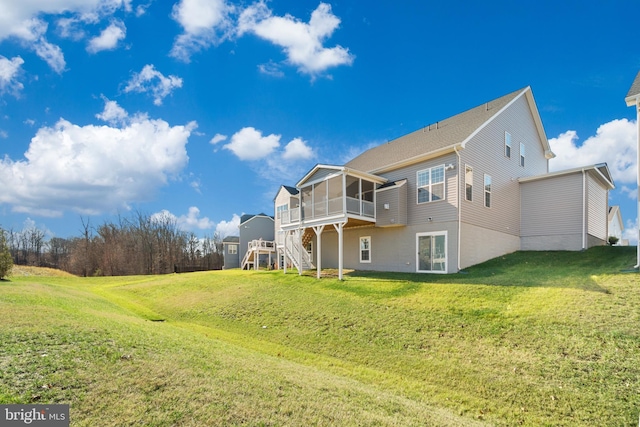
<box><xmin>345</xmin><ymin>246</ymin><xmax>637</xmax><ymax>293</ymax></box>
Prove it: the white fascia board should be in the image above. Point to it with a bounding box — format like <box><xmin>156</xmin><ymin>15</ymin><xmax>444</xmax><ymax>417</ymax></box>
<box><xmin>241</xmin><ymin>215</ymin><xmax>275</xmax><ymax>227</ymax></box>
<box><xmin>519</xmin><ymin>163</ymin><xmax>615</xmax><ymax>189</ymax></box>
<box><xmin>626</xmin><ymin>95</ymin><xmax>640</xmax><ymax>107</ymax></box>
<box><xmin>296</xmin><ymin>164</ymin><xmax>344</xmax><ymax>187</ymax></box>
<box><xmin>369</xmin><ymin>145</ymin><xmax>461</xmax><ymax>175</ymax></box>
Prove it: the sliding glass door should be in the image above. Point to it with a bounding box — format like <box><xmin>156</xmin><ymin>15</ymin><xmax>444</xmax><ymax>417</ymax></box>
<box><xmin>416</xmin><ymin>232</ymin><xmax>447</xmax><ymax>273</ymax></box>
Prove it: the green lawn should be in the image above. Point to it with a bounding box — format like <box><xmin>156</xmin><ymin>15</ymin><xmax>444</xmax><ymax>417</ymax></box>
<box><xmin>1</xmin><ymin>246</ymin><xmax>639</xmax><ymax>426</ymax></box>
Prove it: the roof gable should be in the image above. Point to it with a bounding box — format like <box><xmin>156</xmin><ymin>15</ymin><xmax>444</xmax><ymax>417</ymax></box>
<box><xmin>273</xmin><ymin>185</ymin><xmax>299</xmax><ymax>202</ymax></box>
<box><xmin>240</xmin><ymin>213</ymin><xmax>274</xmax><ymax>225</ymax></box>
<box><xmin>297</xmin><ymin>164</ymin><xmax>387</xmax><ymax>187</ymax></box>
<box><xmin>608</xmin><ymin>205</ymin><xmax>624</xmax><ymax>230</ymax></box>
<box><xmin>625</xmin><ymin>71</ymin><xmax>640</xmax><ymax>106</ymax></box>
<box><xmin>345</xmin><ymin>87</ymin><xmax>554</xmax><ymax>174</ymax></box>
<box><xmin>519</xmin><ymin>163</ymin><xmax>615</xmax><ymax>190</ymax></box>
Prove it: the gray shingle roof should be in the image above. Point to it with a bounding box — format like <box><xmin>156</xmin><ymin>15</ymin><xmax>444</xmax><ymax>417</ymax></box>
<box><xmin>626</xmin><ymin>71</ymin><xmax>640</xmax><ymax>104</ymax></box>
<box><xmin>240</xmin><ymin>213</ymin><xmax>274</xmax><ymax>224</ymax></box>
<box><xmin>345</xmin><ymin>87</ymin><xmax>527</xmax><ymax>173</ymax></box>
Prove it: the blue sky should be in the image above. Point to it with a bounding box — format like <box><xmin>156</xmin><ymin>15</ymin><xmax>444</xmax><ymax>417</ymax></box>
<box><xmin>0</xmin><ymin>0</ymin><xmax>639</xmax><ymax>243</ymax></box>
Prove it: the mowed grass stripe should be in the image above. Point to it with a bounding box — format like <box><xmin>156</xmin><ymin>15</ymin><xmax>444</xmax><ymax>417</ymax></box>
<box><xmin>0</xmin><ymin>277</ymin><xmax>480</xmax><ymax>426</ymax></box>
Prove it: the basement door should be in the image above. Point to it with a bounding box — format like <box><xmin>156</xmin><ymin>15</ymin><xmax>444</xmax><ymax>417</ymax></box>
<box><xmin>416</xmin><ymin>231</ymin><xmax>447</xmax><ymax>273</ymax></box>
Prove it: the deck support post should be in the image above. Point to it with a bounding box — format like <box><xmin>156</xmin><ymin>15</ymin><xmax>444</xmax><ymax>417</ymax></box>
<box><xmin>313</xmin><ymin>225</ymin><xmax>326</xmax><ymax>279</ymax></box>
<box><xmin>298</xmin><ymin>228</ymin><xmax>303</xmax><ymax>276</ymax></box>
<box><xmin>283</xmin><ymin>231</ymin><xmax>288</xmax><ymax>274</ymax></box>
<box><xmin>333</xmin><ymin>222</ymin><xmax>345</xmax><ymax>280</ymax></box>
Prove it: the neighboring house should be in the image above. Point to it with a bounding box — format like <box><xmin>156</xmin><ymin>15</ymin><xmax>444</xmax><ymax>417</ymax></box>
<box><xmin>275</xmin><ymin>86</ymin><xmax>615</xmax><ymax>277</ymax></box>
<box><xmin>223</xmin><ymin>213</ymin><xmax>276</xmax><ymax>270</ymax></box>
<box><xmin>607</xmin><ymin>205</ymin><xmax>627</xmax><ymax>246</ymax></box>
<box><xmin>222</xmin><ymin>236</ymin><xmax>240</xmax><ymax>269</ymax></box>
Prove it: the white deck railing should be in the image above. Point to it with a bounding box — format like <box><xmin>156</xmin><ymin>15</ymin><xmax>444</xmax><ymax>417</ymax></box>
<box><xmin>247</xmin><ymin>239</ymin><xmax>275</xmax><ymax>251</ymax></box>
<box><xmin>280</xmin><ymin>197</ymin><xmax>374</xmax><ymax>225</ymax></box>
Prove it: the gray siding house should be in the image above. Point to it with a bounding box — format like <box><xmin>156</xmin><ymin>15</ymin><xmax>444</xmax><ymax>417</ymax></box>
<box><xmin>223</xmin><ymin>214</ymin><xmax>275</xmax><ymax>270</ymax></box>
<box><xmin>222</xmin><ymin>236</ymin><xmax>240</xmax><ymax>269</ymax></box>
<box><xmin>275</xmin><ymin>87</ymin><xmax>615</xmax><ymax>277</ymax></box>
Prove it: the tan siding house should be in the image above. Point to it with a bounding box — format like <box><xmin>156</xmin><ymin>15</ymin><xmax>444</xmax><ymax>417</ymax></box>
<box><xmin>520</xmin><ymin>165</ymin><xmax>613</xmax><ymax>251</ymax></box>
<box><xmin>274</xmin><ymin>87</ymin><xmax>615</xmax><ymax>277</ymax></box>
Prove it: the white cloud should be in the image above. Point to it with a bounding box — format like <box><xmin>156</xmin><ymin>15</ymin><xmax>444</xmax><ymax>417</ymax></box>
<box><xmin>215</xmin><ymin>213</ymin><xmax>241</xmax><ymax>237</ymax></box>
<box><xmin>18</xmin><ymin>19</ymin><xmax>67</xmax><ymax>73</ymax></box>
<box><xmin>154</xmin><ymin>207</ymin><xmax>214</xmax><ymax>231</ymax></box>
<box><xmin>56</xmin><ymin>17</ymin><xmax>86</xmax><ymax>40</ymax></box>
<box><xmin>224</xmin><ymin>127</ymin><xmax>280</xmax><ymax>160</ymax></box>
<box><xmin>0</xmin><ymin>1</ymin><xmax>131</xmax><ymax>71</ymax></box>
<box><xmin>0</xmin><ymin>100</ymin><xmax>196</xmax><ymax>217</ymax></box>
<box><xmin>179</xmin><ymin>206</ymin><xmax>215</xmax><ymax>230</ymax></box>
<box><xmin>124</xmin><ymin>64</ymin><xmax>183</xmax><ymax>106</ymax></box>
<box><xmin>218</xmin><ymin>126</ymin><xmax>317</xmax><ymax>184</ymax></box>
<box><xmin>623</xmin><ymin>217</ymin><xmax>638</xmax><ymax>246</ymax></box>
<box><xmin>620</xmin><ymin>185</ymin><xmax>637</xmax><ymax>200</ymax></box>
<box><xmin>549</xmin><ymin>119</ymin><xmax>637</xmax><ymax>185</ymax></box>
<box><xmin>257</xmin><ymin>60</ymin><xmax>284</xmax><ymax>77</ymax></box>
<box><xmin>238</xmin><ymin>2</ymin><xmax>354</xmax><ymax>76</ymax></box>
<box><xmin>0</xmin><ymin>56</ymin><xmax>25</xmax><ymax>96</ymax></box>
<box><xmin>135</xmin><ymin>1</ymin><xmax>153</xmax><ymax>17</ymax></box>
<box><xmin>210</xmin><ymin>133</ymin><xmax>227</xmax><ymax>144</ymax></box>
<box><xmin>87</xmin><ymin>20</ymin><xmax>126</xmax><ymax>53</ymax></box>
<box><xmin>282</xmin><ymin>137</ymin><xmax>313</xmax><ymax>160</ymax></box>
<box><xmin>170</xmin><ymin>0</ymin><xmax>235</xmax><ymax>62</ymax></box>
<box><xmin>95</xmin><ymin>95</ymin><xmax>128</xmax><ymax>125</ymax></box>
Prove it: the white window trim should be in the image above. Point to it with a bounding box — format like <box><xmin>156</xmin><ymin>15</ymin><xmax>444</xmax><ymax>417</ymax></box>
<box><xmin>505</xmin><ymin>131</ymin><xmax>512</xmax><ymax>158</ymax></box>
<box><xmin>416</xmin><ymin>164</ymin><xmax>446</xmax><ymax>205</ymax></box>
<box><xmin>520</xmin><ymin>142</ymin><xmax>525</xmax><ymax>167</ymax></box>
<box><xmin>416</xmin><ymin>231</ymin><xmax>447</xmax><ymax>274</ymax></box>
<box><xmin>276</xmin><ymin>204</ymin><xmax>288</xmax><ymax>219</ymax></box>
<box><xmin>484</xmin><ymin>174</ymin><xmax>492</xmax><ymax>208</ymax></box>
<box><xmin>465</xmin><ymin>164</ymin><xmax>473</xmax><ymax>202</ymax></box>
<box><xmin>228</xmin><ymin>244</ymin><xmax>238</xmax><ymax>255</ymax></box>
<box><xmin>359</xmin><ymin>236</ymin><xmax>371</xmax><ymax>263</ymax></box>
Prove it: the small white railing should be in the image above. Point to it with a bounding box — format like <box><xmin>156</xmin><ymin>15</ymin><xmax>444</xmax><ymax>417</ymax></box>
<box><xmin>247</xmin><ymin>239</ymin><xmax>275</xmax><ymax>251</ymax></box>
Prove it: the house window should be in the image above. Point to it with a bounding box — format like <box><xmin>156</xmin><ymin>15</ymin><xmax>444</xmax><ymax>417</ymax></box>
<box><xmin>417</xmin><ymin>165</ymin><xmax>445</xmax><ymax>204</ymax></box>
<box><xmin>276</xmin><ymin>204</ymin><xmax>288</xmax><ymax>219</ymax></box>
<box><xmin>228</xmin><ymin>245</ymin><xmax>237</xmax><ymax>255</ymax></box>
<box><xmin>520</xmin><ymin>142</ymin><xmax>525</xmax><ymax>167</ymax></box>
<box><xmin>465</xmin><ymin>165</ymin><xmax>473</xmax><ymax>202</ymax></box>
<box><xmin>484</xmin><ymin>174</ymin><xmax>492</xmax><ymax>208</ymax></box>
<box><xmin>505</xmin><ymin>132</ymin><xmax>512</xmax><ymax>158</ymax></box>
<box><xmin>417</xmin><ymin>231</ymin><xmax>447</xmax><ymax>273</ymax></box>
<box><xmin>359</xmin><ymin>236</ymin><xmax>371</xmax><ymax>263</ymax></box>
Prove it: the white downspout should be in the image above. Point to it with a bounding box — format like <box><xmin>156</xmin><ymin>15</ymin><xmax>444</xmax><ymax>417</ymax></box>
<box><xmin>582</xmin><ymin>169</ymin><xmax>587</xmax><ymax>251</ymax></box>
<box><xmin>636</xmin><ymin>99</ymin><xmax>640</xmax><ymax>268</ymax></box>
<box><xmin>454</xmin><ymin>146</ymin><xmax>462</xmax><ymax>272</ymax></box>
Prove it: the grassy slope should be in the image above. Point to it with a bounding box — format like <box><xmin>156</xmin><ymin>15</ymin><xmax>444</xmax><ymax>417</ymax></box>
<box><xmin>1</xmin><ymin>246</ymin><xmax>639</xmax><ymax>426</ymax></box>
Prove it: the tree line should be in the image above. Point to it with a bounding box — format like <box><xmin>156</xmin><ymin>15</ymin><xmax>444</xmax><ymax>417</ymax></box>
<box><xmin>1</xmin><ymin>212</ymin><xmax>225</xmax><ymax>276</ymax></box>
